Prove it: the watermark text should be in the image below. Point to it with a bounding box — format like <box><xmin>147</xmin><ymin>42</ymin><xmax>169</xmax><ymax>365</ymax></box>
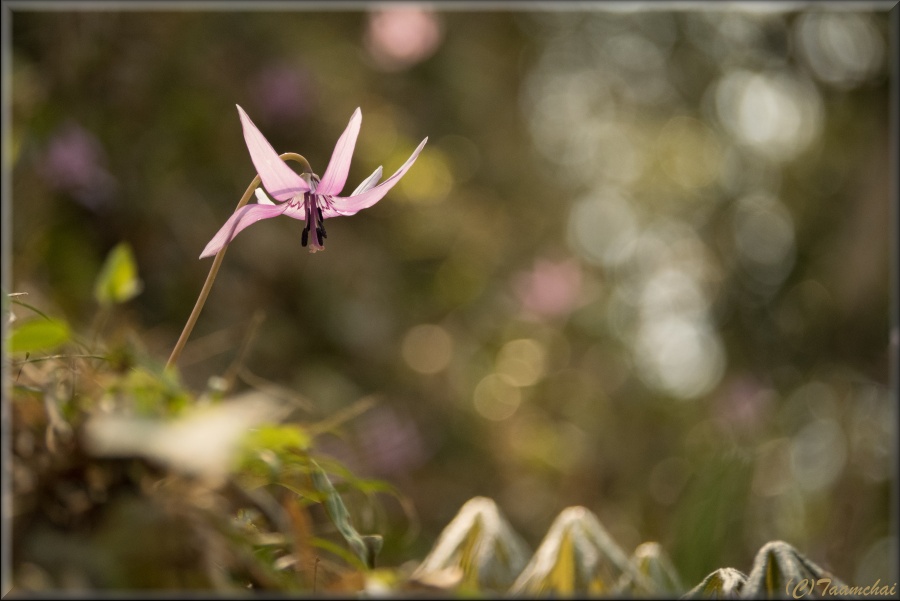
<box><xmin>787</xmin><ymin>577</ymin><xmax>897</xmax><ymax>599</ymax></box>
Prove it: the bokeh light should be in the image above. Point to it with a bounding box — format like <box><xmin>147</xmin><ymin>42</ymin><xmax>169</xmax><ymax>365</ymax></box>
<box><xmin>401</xmin><ymin>323</ymin><xmax>454</xmax><ymax>375</ymax></box>
<box><xmin>732</xmin><ymin>192</ymin><xmax>796</xmax><ymax>288</ymax></box>
<box><xmin>714</xmin><ymin>69</ymin><xmax>823</xmax><ymax>161</ymax></box>
<box><xmin>495</xmin><ymin>338</ymin><xmax>547</xmax><ymax>387</ymax></box>
<box><xmin>795</xmin><ymin>12</ymin><xmax>885</xmax><ymax>90</ymax></box>
<box><xmin>473</xmin><ymin>374</ymin><xmax>522</xmax><ymax>421</ymax></box>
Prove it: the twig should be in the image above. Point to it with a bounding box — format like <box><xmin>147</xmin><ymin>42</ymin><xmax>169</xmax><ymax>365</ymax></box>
<box><xmin>306</xmin><ymin>395</ymin><xmax>378</xmax><ymax>436</ymax></box>
<box><xmin>165</xmin><ymin>153</ymin><xmax>312</xmax><ymax>371</ymax></box>
<box><xmin>221</xmin><ymin>309</ymin><xmax>267</xmax><ymax>394</ymax></box>
<box><xmin>10</xmin><ymin>353</ymin><xmax>107</xmax><ymax>366</ymax></box>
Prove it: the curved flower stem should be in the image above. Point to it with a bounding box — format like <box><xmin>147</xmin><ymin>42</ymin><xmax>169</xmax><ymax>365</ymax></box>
<box><xmin>165</xmin><ymin>153</ymin><xmax>313</xmax><ymax>371</ymax></box>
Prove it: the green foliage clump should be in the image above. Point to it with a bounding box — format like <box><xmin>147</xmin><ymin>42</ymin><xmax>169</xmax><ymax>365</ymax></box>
<box><xmin>7</xmin><ymin>248</ymin><xmax>400</xmax><ymax>594</ymax></box>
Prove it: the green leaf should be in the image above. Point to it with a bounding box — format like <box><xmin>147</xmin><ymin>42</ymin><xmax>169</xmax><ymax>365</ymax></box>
<box><xmin>682</xmin><ymin>567</ymin><xmax>746</xmax><ymax>599</ymax></box>
<box><xmin>9</xmin><ymin>319</ymin><xmax>71</xmax><ymax>354</ymax></box>
<box><xmin>626</xmin><ymin>541</ymin><xmax>683</xmax><ymax>595</ymax></box>
<box><xmin>509</xmin><ymin>506</ymin><xmax>648</xmax><ymax>596</ymax></box>
<box><xmin>742</xmin><ymin>540</ymin><xmax>848</xmax><ymax>600</ymax></box>
<box><xmin>309</xmin><ymin>537</ymin><xmax>368</xmax><ymax>572</ymax></box>
<box><xmin>309</xmin><ymin>459</ymin><xmax>376</xmax><ymax>569</ymax></box>
<box><xmin>94</xmin><ymin>242</ymin><xmax>143</xmax><ymax>306</ymax></box>
<box><xmin>246</xmin><ymin>424</ymin><xmax>312</xmax><ymax>453</ymax></box>
<box><xmin>412</xmin><ymin>496</ymin><xmax>531</xmax><ymax>594</ymax></box>
<box><xmin>548</xmin><ymin>529</ymin><xmax>576</xmax><ymax>595</ymax></box>
<box><xmin>8</xmin><ymin>296</ymin><xmax>54</xmax><ymax>321</ymax></box>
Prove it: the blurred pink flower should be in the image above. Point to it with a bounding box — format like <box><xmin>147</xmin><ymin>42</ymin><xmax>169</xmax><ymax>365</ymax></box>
<box><xmin>365</xmin><ymin>7</ymin><xmax>443</xmax><ymax>72</ymax></box>
<box><xmin>253</xmin><ymin>64</ymin><xmax>312</xmax><ymax>122</ymax></box>
<box><xmin>201</xmin><ymin>105</ymin><xmax>427</xmax><ymax>258</ymax></box>
<box><xmin>714</xmin><ymin>375</ymin><xmax>773</xmax><ymax>433</ymax></box>
<box><xmin>355</xmin><ymin>406</ymin><xmax>429</xmax><ymax>476</ymax></box>
<box><xmin>513</xmin><ymin>257</ymin><xmax>583</xmax><ymax>319</ymax></box>
<box><xmin>40</xmin><ymin>122</ymin><xmax>116</xmax><ymax>209</ymax></box>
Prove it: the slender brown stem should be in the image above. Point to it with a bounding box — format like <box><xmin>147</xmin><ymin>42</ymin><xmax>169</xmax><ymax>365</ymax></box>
<box><xmin>165</xmin><ymin>153</ymin><xmax>312</xmax><ymax>371</ymax></box>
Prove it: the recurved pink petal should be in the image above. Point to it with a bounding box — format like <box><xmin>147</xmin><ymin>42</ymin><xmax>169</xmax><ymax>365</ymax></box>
<box><xmin>237</xmin><ymin>105</ymin><xmax>309</xmax><ymax>201</ymax></box>
<box><xmin>200</xmin><ymin>202</ymin><xmax>290</xmax><ymax>258</ymax></box>
<box><xmin>322</xmin><ymin>166</ymin><xmax>381</xmax><ymax>218</ymax></box>
<box><xmin>316</xmin><ymin>108</ymin><xmax>362</xmax><ymax>196</ymax></box>
<box><xmin>351</xmin><ymin>165</ymin><xmax>383</xmax><ymax>196</ymax></box>
<box><xmin>329</xmin><ymin>137</ymin><xmax>427</xmax><ymax>215</ymax></box>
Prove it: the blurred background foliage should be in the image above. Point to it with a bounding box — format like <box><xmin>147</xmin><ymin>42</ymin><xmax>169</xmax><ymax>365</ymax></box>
<box><xmin>8</xmin><ymin>3</ymin><xmax>896</xmax><ymax>591</ymax></box>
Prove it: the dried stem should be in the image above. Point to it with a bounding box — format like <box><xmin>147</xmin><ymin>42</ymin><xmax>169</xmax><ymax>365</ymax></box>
<box><xmin>165</xmin><ymin>153</ymin><xmax>312</xmax><ymax>371</ymax></box>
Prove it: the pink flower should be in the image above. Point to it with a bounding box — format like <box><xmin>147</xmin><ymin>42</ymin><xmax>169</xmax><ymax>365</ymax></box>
<box><xmin>365</xmin><ymin>7</ymin><xmax>443</xmax><ymax>72</ymax></box>
<box><xmin>200</xmin><ymin>105</ymin><xmax>427</xmax><ymax>258</ymax></box>
<box><xmin>513</xmin><ymin>258</ymin><xmax>583</xmax><ymax>319</ymax></box>
<box><xmin>253</xmin><ymin>64</ymin><xmax>313</xmax><ymax>123</ymax></box>
<box><xmin>41</xmin><ymin>122</ymin><xmax>117</xmax><ymax>209</ymax></box>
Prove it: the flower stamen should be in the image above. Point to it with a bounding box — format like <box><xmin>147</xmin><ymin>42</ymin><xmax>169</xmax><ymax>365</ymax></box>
<box><xmin>301</xmin><ymin>199</ymin><xmax>312</xmax><ymax>247</ymax></box>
